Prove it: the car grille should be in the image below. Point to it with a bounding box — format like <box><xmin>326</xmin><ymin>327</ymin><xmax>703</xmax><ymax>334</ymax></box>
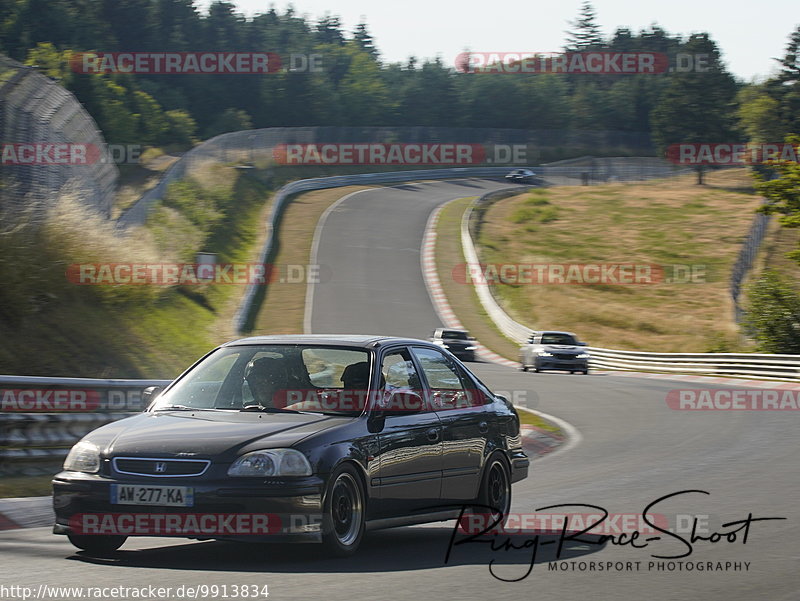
<box><xmin>554</xmin><ymin>353</ymin><xmax>578</xmax><ymax>361</ymax></box>
<box><xmin>112</xmin><ymin>457</ymin><xmax>211</xmax><ymax>477</ymax></box>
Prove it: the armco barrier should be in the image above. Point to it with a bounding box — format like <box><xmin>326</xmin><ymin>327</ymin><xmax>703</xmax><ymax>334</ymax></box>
<box><xmin>0</xmin><ymin>377</ymin><xmax>170</xmax><ymax>476</ymax></box>
<box><xmin>460</xmin><ymin>188</ymin><xmax>800</xmax><ymax>380</ymax></box>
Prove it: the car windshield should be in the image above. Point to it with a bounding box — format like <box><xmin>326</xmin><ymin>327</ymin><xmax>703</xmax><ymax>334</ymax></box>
<box><xmin>540</xmin><ymin>333</ymin><xmax>578</xmax><ymax>345</ymax></box>
<box><xmin>152</xmin><ymin>345</ymin><xmax>371</xmax><ymax>416</ymax></box>
<box><xmin>442</xmin><ymin>331</ymin><xmax>469</xmax><ymax>340</ymax></box>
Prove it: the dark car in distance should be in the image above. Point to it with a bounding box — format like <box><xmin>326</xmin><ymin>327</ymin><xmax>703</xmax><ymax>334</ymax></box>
<box><xmin>519</xmin><ymin>330</ymin><xmax>589</xmax><ymax>374</ymax></box>
<box><xmin>53</xmin><ymin>335</ymin><xmax>529</xmax><ymax>556</ymax></box>
<box><xmin>505</xmin><ymin>168</ymin><xmax>541</xmax><ymax>184</ymax></box>
<box><xmin>429</xmin><ymin>328</ymin><xmax>478</xmax><ymax>362</ymax></box>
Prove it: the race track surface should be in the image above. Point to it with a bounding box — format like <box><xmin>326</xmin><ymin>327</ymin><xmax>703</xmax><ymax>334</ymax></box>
<box><xmin>2</xmin><ymin>180</ymin><xmax>796</xmax><ymax>601</ymax></box>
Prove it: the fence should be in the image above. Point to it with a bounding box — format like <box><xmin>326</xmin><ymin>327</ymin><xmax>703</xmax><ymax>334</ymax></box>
<box><xmin>730</xmin><ymin>211</ymin><xmax>771</xmax><ymax>322</ymax></box>
<box><xmin>117</xmin><ymin>126</ymin><xmax>658</xmax><ymax>226</ymax></box>
<box><xmin>0</xmin><ymin>55</ymin><xmax>118</xmax><ymax>218</ymax></box>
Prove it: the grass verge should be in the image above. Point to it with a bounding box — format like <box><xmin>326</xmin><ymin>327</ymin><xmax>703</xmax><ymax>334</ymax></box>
<box><xmin>516</xmin><ymin>406</ymin><xmax>562</xmax><ymax>434</ymax></box>
<box><xmin>0</xmin><ymin>475</ymin><xmax>53</xmax><ymax>498</ymax></box>
<box><xmin>0</xmin><ymin>167</ymin><xmax>275</xmax><ymax>378</ymax></box>
<box><xmin>475</xmin><ymin>169</ymin><xmax>761</xmax><ymax>352</ymax></box>
<box><xmin>248</xmin><ymin>186</ymin><xmax>373</xmax><ymax>334</ymax></box>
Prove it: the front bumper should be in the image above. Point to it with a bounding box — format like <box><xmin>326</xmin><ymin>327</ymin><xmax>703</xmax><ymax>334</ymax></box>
<box><xmin>52</xmin><ymin>471</ymin><xmax>326</xmax><ymax>542</ymax></box>
<box><xmin>535</xmin><ymin>356</ymin><xmax>588</xmax><ymax>371</ymax></box>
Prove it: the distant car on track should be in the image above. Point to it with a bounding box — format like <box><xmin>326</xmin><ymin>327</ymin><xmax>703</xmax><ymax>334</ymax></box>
<box><xmin>519</xmin><ymin>330</ymin><xmax>589</xmax><ymax>374</ymax></box>
<box><xmin>429</xmin><ymin>328</ymin><xmax>478</xmax><ymax>362</ymax></box>
<box><xmin>505</xmin><ymin>168</ymin><xmax>541</xmax><ymax>184</ymax></box>
<box><xmin>53</xmin><ymin>335</ymin><xmax>528</xmax><ymax>557</ymax></box>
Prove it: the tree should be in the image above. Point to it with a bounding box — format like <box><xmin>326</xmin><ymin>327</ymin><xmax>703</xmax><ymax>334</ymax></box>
<box><xmin>204</xmin><ymin>108</ymin><xmax>253</xmax><ymax>138</ymax></box>
<box><xmin>755</xmin><ymin>135</ymin><xmax>800</xmax><ymax>260</ymax></box>
<box><xmin>315</xmin><ymin>15</ymin><xmax>345</xmax><ymax>46</ymax></box>
<box><xmin>743</xmin><ymin>270</ymin><xmax>800</xmax><ymax>353</ymax></box>
<box><xmin>737</xmin><ymin>86</ymin><xmax>785</xmax><ymax>143</ymax></box>
<box><xmin>565</xmin><ymin>2</ymin><xmax>603</xmax><ymax>51</ymax></box>
<box><xmin>651</xmin><ymin>33</ymin><xmax>739</xmax><ymax>184</ymax></box>
<box><xmin>353</xmin><ymin>22</ymin><xmax>378</xmax><ymax>59</ymax></box>
<box><xmin>164</xmin><ymin>109</ymin><xmax>197</xmax><ymax>147</ymax></box>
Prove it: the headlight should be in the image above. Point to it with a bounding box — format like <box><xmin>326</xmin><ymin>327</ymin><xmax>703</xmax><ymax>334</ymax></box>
<box><xmin>228</xmin><ymin>449</ymin><xmax>312</xmax><ymax>477</ymax></box>
<box><xmin>63</xmin><ymin>441</ymin><xmax>100</xmax><ymax>473</ymax></box>
<box><xmin>539</xmin><ymin>351</ymin><xmax>553</xmax><ymax>357</ymax></box>
<box><xmin>578</xmin><ymin>353</ymin><xmax>590</xmax><ymax>359</ymax></box>
<box><xmin>465</xmin><ymin>346</ymin><xmax>477</xmax><ymax>351</ymax></box>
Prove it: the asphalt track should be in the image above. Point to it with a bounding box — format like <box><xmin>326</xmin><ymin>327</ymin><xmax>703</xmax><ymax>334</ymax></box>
<box><xmin>1</xmin><ymin>180</ymin><xmax>797</xmax><ymax>601</ymax></box>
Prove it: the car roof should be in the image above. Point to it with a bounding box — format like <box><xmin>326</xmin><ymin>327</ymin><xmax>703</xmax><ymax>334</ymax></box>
<box><xmin>533</xmin><ymin>330</ymin><xmax>578</xmax><ymax>337</ymax></box>
<box><xmin>223</xmin><ymin>334</ymin><xmax>434</xmax><ymax>350</ymax></box>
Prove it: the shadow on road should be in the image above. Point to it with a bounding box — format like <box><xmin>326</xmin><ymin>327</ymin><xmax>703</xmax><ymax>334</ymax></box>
<box><xmin>68</xmin><ymin>527</ymin><xmax>606</xmax><ymax>576</ymax></box>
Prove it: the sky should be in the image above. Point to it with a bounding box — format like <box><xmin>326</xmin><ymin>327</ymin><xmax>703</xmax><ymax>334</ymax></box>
<box><xmin>197</xmin><ymin>0</ymin><xmax>798</xmax><ymax>81</ymax></box>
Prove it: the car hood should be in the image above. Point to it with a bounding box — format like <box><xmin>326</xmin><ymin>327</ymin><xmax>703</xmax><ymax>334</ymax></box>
<box><xmin>87</xmin><ymin>411</ymin><xmax>341</xmax><ymax>458</ymax></box>
<box><xmin>542</xmin><ymin>345</ymin><xmax>583</xmax><ymax>353</ymax></box>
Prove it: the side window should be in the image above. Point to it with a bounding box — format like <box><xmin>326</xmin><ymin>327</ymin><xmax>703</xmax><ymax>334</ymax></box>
<box><xmin>380</xmin><ymin>349</ymin><xmax>427</xmax><ymax>413</ymax></box>
<box><xmin>412</xmin><ymin>347</ymin><xmax>487</xmax><ymax>411</ymax></box>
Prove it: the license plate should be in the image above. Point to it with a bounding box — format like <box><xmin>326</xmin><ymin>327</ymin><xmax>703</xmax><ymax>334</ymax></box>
<box><xmin>111</xmin><ymin>484</ymin><xmax>194</xmax><ymax>507</ymax></box>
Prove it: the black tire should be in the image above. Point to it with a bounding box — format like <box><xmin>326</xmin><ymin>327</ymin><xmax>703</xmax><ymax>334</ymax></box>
<box><xmin>519</xmin><ymin>359</ymin><xmax>528</xmax><ymax>372</ymax></box>
<box><xmin>67</xmin><ymin>533</ymin><xmax>126</xmax><ymax>554</ymax></box>
<box><xmin>474</xmin><ymin>455</ymin><xmax>511</xmax><ymax>518</ymax></box>
<box><xmin>582</xmin><ymin>370</ymin><xmax>589</xmax><ymax>375</ymax></box>
<box><xmin>321</xmin><ymin>464</ymin><xmax>366</xmax><ymax>557</ymax></box>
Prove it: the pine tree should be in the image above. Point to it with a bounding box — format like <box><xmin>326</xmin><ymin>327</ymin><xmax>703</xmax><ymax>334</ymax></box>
<box><xmin>353</xmin><ymin>21</ymin><xmax>378</xmax><ymax>59</ymax></box>
<box><xmin>564</xmin><ymin>1</ymin><xmax>603</xmax><ymax>51</ymax></box>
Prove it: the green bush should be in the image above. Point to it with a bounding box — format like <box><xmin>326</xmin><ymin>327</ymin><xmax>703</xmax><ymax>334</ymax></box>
<box><xmin>743</xmin><ymin>270</ymin><xmax>800</xmax><ymax>354</ymax></box>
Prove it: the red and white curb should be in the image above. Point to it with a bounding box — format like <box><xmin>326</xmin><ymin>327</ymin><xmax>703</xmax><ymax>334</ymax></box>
<box><xmin>420</xmin><ymin>202</ymin><xmax>518</xmax><ymax>369</ymax></box>
<box><xmin>420</xmin><ymin>202</ymin><xmax>575</xmax><ymax>459</ymax></box>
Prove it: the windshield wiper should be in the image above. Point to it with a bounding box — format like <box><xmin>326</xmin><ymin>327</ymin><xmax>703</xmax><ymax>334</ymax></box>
<box><xmin>240</xmin><ymin>405</ymin><xmax>302</xmax><ymax>414</ymax></box>
<box><xmin>154</xmin><ymin>405</ymin><xmax>218</xmax><ymax>412</ymax></box>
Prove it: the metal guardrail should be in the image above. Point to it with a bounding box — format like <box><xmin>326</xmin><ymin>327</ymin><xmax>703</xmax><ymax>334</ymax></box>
<box><xmin>0</xmin><ymin>377</ymin><xmax>170</xmax><ymax>475</ymax></box>
<box><xmin>117</xmin><ymin>126</ymin><xmax>662</xmax><ymax>226</ymax></box>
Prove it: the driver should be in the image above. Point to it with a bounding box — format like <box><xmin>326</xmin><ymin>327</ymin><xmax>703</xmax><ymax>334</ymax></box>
<box><xmin>244</xmin><ymin>356</ymin><xmax>288</xmax><ymax>408</ymax></box>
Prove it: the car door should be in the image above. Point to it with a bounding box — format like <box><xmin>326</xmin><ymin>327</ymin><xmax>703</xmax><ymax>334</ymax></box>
<box><xmin>371</xmin><ymin>347</ymin><xmax>443</xmax><ymax>516</ymax></box>
<box><xmin>411</xmin><ymin>346</ymin><xmax>488</xmax><ymax>502</ymax></box>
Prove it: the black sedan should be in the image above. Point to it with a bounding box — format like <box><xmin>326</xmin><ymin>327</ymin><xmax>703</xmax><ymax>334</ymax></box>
<box><xmin>504</xmin><ymin>168</ymin><xmax>541</xmax><ymax>184</ymax></box>
<box><xmin>53</xmin><ymin>335</ymin><xmax>529</xmax><ymax>556</ymax></box>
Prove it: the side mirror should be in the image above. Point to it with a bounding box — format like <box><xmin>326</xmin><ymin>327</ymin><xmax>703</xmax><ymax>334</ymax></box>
<box><xmin>372</xmin><ymin>390</ymin><xmax>425</xmax><ymax>417</ymax></box>
<box><xmin>577</xmin><ymin>341</ymin><xmax>587</xmax><ymax>346</ymax></box>
<box><xmin>142</xmin><ymin>386</ymin><xmax>163</xmax><ymax>408</ymax></box>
